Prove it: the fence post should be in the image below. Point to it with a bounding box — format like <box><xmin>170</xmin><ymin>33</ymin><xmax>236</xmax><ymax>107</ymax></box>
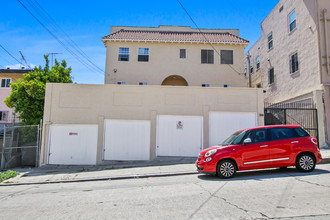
<box><xmin>1</xmin><ymin>126</ymin><xmax>6</xmax><ymax>169</ymax></box>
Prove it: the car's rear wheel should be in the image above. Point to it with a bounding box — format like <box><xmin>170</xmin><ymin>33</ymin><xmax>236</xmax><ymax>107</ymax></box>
<box><xmin>217</xmin><ymin>160</ymin><xmax>236</xmax><ymax>178</ymax></box>
<box><xmin>296</xmin><ymin>153</ymin><xmax>315</xmax><ymax>172</ymax></box>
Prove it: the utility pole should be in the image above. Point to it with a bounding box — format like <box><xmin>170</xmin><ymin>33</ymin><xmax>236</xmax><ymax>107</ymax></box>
<box><xmin>47</xmin><ymin>53</ymin><xmax>61</xmax><ymax>67</ymax></box>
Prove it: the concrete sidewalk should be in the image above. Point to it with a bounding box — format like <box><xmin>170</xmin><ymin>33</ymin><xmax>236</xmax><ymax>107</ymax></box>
<box><xmin>1</xmin><ymin>150</ymin><xmax>330</xmax><ymax>186</ymax></box>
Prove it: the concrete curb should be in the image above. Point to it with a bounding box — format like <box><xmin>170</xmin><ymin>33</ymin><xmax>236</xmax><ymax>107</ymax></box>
<box><xmin>319</xmin><ymin>158</ymin><xmax>330</xmax><ymax>164</ymax></box>
<box><xmin>0</xmin><ymin>171</ymin><xmax>199</xmax><ymax>186</ymax></box>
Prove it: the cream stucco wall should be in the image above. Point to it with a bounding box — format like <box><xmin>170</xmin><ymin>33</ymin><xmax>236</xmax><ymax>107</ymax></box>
<box><xmin>40</xmin><ymin>83</ymin><xmax>264</xmax><ymax>165</ymax></box>
<box><xmin>104</xmin><ymin>41</ymin><xmax>247</xmax><ymax>87</ymax></box>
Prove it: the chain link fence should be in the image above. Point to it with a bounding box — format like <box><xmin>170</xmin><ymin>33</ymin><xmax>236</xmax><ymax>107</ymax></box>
<box><xmin>0</xmin><ymin>124</ymin><xmax>41</xmax><ymax>169</ymax></box>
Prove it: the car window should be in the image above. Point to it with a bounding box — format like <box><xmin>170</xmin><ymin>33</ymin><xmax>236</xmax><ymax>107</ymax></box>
<box><xmin>245</xmin><ymin>129</ymin><xmax>267</xmax><ymax>143</ymax></box>
<box><xmin>293</xmin><ymin>127</ymin><xmax>310</xmax><ymax>137</ymax></box>
<box><xmin>221</xmin><ymin>130</ymin><xmax>246</xmax><ymax>146</ymax></box>
<box><xmin>270</xmin><ymin>127</ymin><xmax>295</xmax><ymax>141</ymax></box>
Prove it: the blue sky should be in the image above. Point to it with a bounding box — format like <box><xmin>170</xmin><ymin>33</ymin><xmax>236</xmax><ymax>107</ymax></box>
<box><xmin>1</xmin><ymin>0</ymin><xmax>278</xmax><ymax>84</ymax></box>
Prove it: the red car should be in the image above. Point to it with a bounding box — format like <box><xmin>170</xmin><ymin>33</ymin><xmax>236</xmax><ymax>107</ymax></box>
<box><xmin>196</xmin><ymin>125</ymin><xmax>322</xmax><ymax>178</ymax></box>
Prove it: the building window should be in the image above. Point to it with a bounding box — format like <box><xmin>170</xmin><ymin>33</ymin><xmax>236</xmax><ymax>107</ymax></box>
<box><xmin>250</xmin><ymin>61</ymin><xmax>254</xmax><ymax>74</ymax></box>
<box><xmin>201</xmin><ymin>50</ymin><xmax>214</xmax><ymax>64</ymax></box>
<box><xmin>138</xmin><ymin>48</ymin><xmax>149</xmax><ymax>62</ymax></box>
<box><xmin>289</xmin><ymin>10</ymin><xmax>296</xmax><ymax>33</ymax></box>
<box><xmin>290</xmin><ymin>52</ymin><xmax>299</xmax><ymax>73</ymax></box>
<box><xmin>269</xmin><ymin>67</ymin><xmax>274</xmax><ymax>85</ymax></box>
<box><xmin>117</xmin><ymin>81</ymin><xmax>126</xmax><ymax>85</ymax></box>
<box><xmin>0</xmin><ymin>111</ymin><xmax>8</xmax><ymax>121</ymax></box>
<box><xmin>268</xmin><ymin>32</ymin><xmax>273</xmax><ymax>50</ymax></box>
<box><xmin>244</xmin><ymin>67</ymin><xmax>247</xmax><ymax>77</ymax></box>
<box><xmin>1</xmin><ymin>78</ymin><xmax>11</xmax><ymax>88</ymax></box>
<box><xmin>118</xmin><ymin>47</ymin><xmax>129</xmax><ymax>61</ymax></box>
<box><xmin>220</xmin><ymin>50</ymin><xmax>233</xmax><ymax>64</ymax></box>
<box><xmin>180</xmin><ymin>49</ymin><xmax>186</xmax><ymax>59</ymax></box>
<box><xmin>256</xmin><ymin>57</ymin><xmax>260</xmax><ymax>70</ymax></box>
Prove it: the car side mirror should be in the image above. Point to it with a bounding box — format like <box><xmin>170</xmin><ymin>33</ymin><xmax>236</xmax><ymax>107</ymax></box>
<box><xmin>243</xmin><ymin>138</ymin><xmax>252</xmax><ymax>145</ymax></box>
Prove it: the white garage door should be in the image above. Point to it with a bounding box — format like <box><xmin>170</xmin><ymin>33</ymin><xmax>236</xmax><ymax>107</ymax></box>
<box><xmin>103</xmin><ymin>119</ymin><xmax>150</xmax><ymax>160</ymax></box>
<box><xmin>48</xmin><ymin>124</ymin><xmax>98</xmax><ymax>165</ymax></box>
<box><xmin>209</xmin><ymin>112</ymin><xmax>258</xmax><ymax>147</ymax></box>
<box><xmin>157</xmin><ymin>115</ymin><xmax>203</xmax><ymax>157</ymax></box>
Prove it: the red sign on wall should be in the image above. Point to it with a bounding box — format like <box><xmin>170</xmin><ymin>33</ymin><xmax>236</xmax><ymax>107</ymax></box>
<box><xmin>69</xmin><ymin>132</ymin><xmax>78</xmax><ymax>136</ymax></box>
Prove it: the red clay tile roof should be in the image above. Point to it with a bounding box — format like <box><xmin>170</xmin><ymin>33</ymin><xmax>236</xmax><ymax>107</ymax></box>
<box><xmin>102</xmin><ymin>30</ymin><xmax>249</xmax><ymax>44</ymax></box>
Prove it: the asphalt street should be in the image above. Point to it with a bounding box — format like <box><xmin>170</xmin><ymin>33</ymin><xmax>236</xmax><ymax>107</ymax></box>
<box><xmin>1</xmin><ymin>164</ymin><xmax>330</xmax><ymax>219</ymax></box>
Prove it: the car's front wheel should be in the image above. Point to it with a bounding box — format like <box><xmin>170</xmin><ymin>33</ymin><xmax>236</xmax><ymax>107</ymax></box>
<box><xmin>296</xmin><ymin>153</ymin><xmax>315</xmax><ymax>172</ymax></box>
<box><xmin>217</xmin><ymin>160</ymin><xmax>236</xmax><ymax>178</ymax></box>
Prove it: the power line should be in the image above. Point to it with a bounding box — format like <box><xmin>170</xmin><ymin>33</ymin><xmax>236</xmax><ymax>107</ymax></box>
<box><xmin>176</xmin><ymin>0</ymin><xmax>244</xmax><ymax>75</ymax></box>
<box><xmin>17</xmin><ymin>0</ymin><xmax>104</xmax><ymax>76</ymax></box>
<box><xmin>29</xmin><ymin>0</ymin><xmax>104</xmax><ymax>73</ymax></box>
<box><xmin>0</xmin><ymin>44</ymin><xmax>25</xmax><ymax>66</ymax></box>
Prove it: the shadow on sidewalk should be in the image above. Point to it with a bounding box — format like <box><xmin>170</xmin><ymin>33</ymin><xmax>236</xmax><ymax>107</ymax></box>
<box><xmin>19</xmin><ymin>156</ymin><xmax>197</xmax><ymax>177</ymax></box>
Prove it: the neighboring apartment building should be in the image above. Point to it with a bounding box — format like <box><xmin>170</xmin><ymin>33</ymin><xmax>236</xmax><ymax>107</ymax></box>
<box><xmin>0</xmin><ymin>68</ymin><xmax>31</xmax><ymax>128</ymax></box>
<box><xmin>102</xmin><ymin>25</ymin><xmax>249</xmax><ymax>87</ymax></box>
<box><xmin>245</xmin><ymin>0</ymin><xmax>330</xmax><ymax>147</ymax></box>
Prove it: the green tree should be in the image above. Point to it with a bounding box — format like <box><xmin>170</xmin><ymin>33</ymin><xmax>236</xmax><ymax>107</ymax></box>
<box><xmin>5</xmin><ymin>55</ymin><xmax>73</xmax><ymax>125</ymax></box>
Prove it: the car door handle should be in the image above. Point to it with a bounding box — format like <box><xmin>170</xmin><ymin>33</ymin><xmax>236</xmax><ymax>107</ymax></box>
<box><xmin>291</xmin><ymin>141</ymin><xmax>299</xmax><ymax>144</ymax></box>
<box><xmin>260</xmin><ymin>145</ymin><xmax>268</xmax><ymax>148</ymax></box>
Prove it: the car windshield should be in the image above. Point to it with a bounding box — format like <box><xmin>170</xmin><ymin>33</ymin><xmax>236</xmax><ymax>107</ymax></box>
<box><xmin>221</xmin><ymin>130</ymin><xmax>246</xmax><ymax>146</ymax></box>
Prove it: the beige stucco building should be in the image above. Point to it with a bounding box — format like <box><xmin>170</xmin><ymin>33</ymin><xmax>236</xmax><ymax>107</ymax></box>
<box><xmin>40</xmin><ymin>84</ymin><xmax>264</xmax><ymax>165</ymax></box>
<box><xmin>245</xmin><ymin>0</ymin><xmax>330</xmax><ymax>148</ymax></box>
<box><xmin>102</xmin><ymin>25</ymin><xmax>248</xmax><ymax>87</ymax></box>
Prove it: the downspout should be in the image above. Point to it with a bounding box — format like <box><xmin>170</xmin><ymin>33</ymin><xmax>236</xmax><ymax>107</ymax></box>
<box><xmin>324</xmin><ymin>9</ymin><xmax>329</xmax><ymax>75</ymax></box>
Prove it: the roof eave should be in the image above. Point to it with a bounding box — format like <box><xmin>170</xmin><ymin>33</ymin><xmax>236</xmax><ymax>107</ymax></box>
<box><xmin>102</xmin><ymin>38</ymin><xmax>249</xmax><ymax>45</ymax></box>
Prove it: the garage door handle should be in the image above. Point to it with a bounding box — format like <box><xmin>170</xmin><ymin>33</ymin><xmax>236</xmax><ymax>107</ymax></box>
<box><xmin>260</xmin><ymin>145</ymin><xmax>268</xmax><ymax>148</ymax></box>
<box><xmin>291</xmin><ymin>141</ymin><xmax>299</xmax><ymax>144</ymax></box>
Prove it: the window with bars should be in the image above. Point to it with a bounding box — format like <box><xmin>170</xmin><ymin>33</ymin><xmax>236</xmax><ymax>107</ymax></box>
<box><xmin>220</xmin><ymin>50</ymin><xmax>233</xmax><ymax>64</ymax></box>
<box><xmin>138</xmin><ymin>48</ymin><xmax>149</xmax><ymax>62</ymax></box>
<box><xmin>290</xmin><ymin>52</ymin><xmax>299</xmax><ymax>73</ymax></box>
<box><xmin>201</xmin><ymin>50</ymin><xmax>214</xmax><ymax>64</ymax></box>
<box><xmin>118</xmin><ymin>47</ymin><xmax>129</xmax><ymax>61</ymax></box>
<box><xmin>1</xmin><ymin>78</ymin><xmax>11</xmax><ymax>88</ymax></box>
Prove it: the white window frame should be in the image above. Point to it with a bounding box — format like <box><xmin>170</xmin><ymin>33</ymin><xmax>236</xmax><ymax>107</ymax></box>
<box><xmin>0</xmin><ymin>78</ymin><xmax>11</xmax><ymax>88</ymax></box>
<box><xmin>138</xmin><ymin>48</ymin><xmax>149</xmax><ymax>62</ymax></box>
<box><xmin>118</xmin><ymin>47</ymin><xmax>129</xmax><ymax>61</ymax></box>
<box><xmin>0</xmin><ymin>111</ymin><xmax>8</xmax><ymax>121</ymax></box>
<box><xmin>289</xmin><ymin>10</ymin><xmax>297</xmax><ymax>33</ymax></box>
<box><xmin>267</xmin><ymin>32</ymin><xmax>273</xmax><ymax>50</ymax></box>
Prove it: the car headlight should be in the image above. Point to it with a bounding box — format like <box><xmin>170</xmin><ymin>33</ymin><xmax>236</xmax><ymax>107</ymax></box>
<box><xmin>205</xmin><ymin>149</ymin><xmax>217</xmax><ymax>157</ymax></box>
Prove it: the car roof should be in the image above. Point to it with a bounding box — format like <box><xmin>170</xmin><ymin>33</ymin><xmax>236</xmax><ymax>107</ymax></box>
<box><xmin>242</xmin><ymin>125</ymin><xmax>301</xmax><ymax>131</ymax></box>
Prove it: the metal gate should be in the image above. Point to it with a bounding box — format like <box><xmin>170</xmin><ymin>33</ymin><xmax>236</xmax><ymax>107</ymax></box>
<box><xmin>264</xmin><ymin>102</ymin><xmax>319</xmax><ymax>142</ymax></box>
<box><xmin>0</xmin><ymin>124</ymin><xmax>41</xmax><ymax>169</ymax></box>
